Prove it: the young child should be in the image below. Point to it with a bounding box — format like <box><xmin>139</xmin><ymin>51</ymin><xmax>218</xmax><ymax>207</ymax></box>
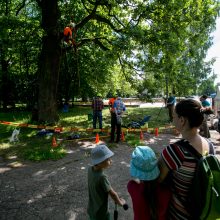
<box><xmin>127</xmin><ymin>146</ymin><xmax>171</xmax><ymax>220</ymax></box>
<box><xmin>87</xmin><ymin>144</ymin><xmax>126</xmax><ymax>220</ymax></box>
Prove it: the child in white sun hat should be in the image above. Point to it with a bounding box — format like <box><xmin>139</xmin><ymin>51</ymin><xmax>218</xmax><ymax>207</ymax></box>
<box><xmin>127</xmin><ymin>146</ymin><xmax>171</xmax><ymax>220</ymax></box>
<box><xmin>87</xmin><ymin>144</ymin><xmax>126</xmax><ymax>220</ymax></box>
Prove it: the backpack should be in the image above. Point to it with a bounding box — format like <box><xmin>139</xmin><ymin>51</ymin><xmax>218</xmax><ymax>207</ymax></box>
<box><xmin>178</xmin><ymin>139</ymin><xmax>220</xmax><ymax>220</ymax></box>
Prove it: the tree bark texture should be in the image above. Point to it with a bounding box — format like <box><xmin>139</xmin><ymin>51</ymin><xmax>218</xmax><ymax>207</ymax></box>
<box><xmin>37</xmin><ymin>0</ymin><xmax>61</xmax><ymax>123</ymax></box>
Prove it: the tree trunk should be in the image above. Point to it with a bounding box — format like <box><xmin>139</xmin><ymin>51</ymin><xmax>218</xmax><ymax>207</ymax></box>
<box><xmin>37</xmin><ymin>0</ymin><xmax>61</xmax><ymax>123</ymax></box>
<box><xmin>1</xmin><ymin>58</ymin><xmax>9</xmax><ymax>110</ymax></box>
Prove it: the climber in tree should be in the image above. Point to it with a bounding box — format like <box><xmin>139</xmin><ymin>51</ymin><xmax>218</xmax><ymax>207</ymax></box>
<box><xmin>63</xmin><ymin>22</ymin><xmax>77</xmax><ymax>48</ymax></box>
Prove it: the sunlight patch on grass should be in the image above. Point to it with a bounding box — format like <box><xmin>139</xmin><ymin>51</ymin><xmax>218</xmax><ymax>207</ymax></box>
<box><xmin>7</xmin><ymin>155</ymin><xmax>17</xmax><ymax>159</ymax></box>
<box><xmin>27</xmin><ymin>130</ymin><xmax>38</xmax><ymax>137</ymax></box>
<box><xmin>61</xmin><ymin>115</ymin><xmax>87</xmax><ymax>124</ymax></box>
<box><xmin>126</xmin><ymin>133</ymin><xmax>148</xmax><ymax>148</ymax></box>
<box><xmin>0</xmin><ymin>143</ymin><xmax>11</xmax><ymax>150</ymax></box>
<box><xmin>8</xmin><ymin>161</ymin><xmax>24</xmax><ymax>168</ymax></box>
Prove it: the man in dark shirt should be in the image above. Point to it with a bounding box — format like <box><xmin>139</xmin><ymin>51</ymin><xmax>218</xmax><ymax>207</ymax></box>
<box><xmin>199</xmin><ymin>95</ymin><xmax>211</xmax><ymax>138</ymax></box>
<box><xmin>166</xmin><ymin>93</ymin><xmax>176</xmax><ymax>122</ymax></box>
<box><xmin>92</xmin><ymin>94</ymin><xmax>104</xmax><ymax>131</ymax></box>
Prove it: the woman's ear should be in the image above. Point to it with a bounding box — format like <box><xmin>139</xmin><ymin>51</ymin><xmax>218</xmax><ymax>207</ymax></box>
<box><xmin>179</xmin><ymin>116</ymin><xmax>187</xmax><ymax>127</ymax></box>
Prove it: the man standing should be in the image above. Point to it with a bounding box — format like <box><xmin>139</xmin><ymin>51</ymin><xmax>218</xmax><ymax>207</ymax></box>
<box><xmin>166</xmin><ymin>93</ymin><xmax>176</xmax><ymax>122</ymax></box>
<box><xmin>199</xmin><ymin>95</ymin><xmax>211</xmax><ymax>138</ymax></box>
<box><xmin>92</xmin><ymin>94</ymin><xmax>104</xmax><ymax>132</ymax></box>
<box><xmin>108</xmin><ymin>93</ymin><xmax>117</xmax><ymax>142</ymax></box>
<box><xmin>110</xmin><ymin>97</ymin><xmax>126</xmax><ymax>143</ymax></box>
<box><xmin>108</xmin><ymin>93</ymin><xmax>117</xmax><ymax>113</ymax></box>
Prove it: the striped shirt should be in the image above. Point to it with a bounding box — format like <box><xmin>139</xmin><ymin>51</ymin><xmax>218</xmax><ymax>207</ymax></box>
<box><xmin>161</xmin><ymin>140</ymin><xmax>198</xmax><ymax>220</ymax></box>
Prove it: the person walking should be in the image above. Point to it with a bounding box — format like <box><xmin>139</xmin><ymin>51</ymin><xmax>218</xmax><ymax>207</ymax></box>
<box><xmin>127</xmin><ymin>146</ymin><xmax>171</xmax><ymax>220</ymax></box>
<box><xmin>92</xmin><ymin>94</ymin><xmax>104</xmax><ymax>132</ymax></box>
<box><xmin>87</xmin><ymin>145</ymin><xmax>126</xmax><ymax>220</ymax></box>
<box><xmin>166</xmin><ymin>93</ymin><xmax>176</xmax><ymax>122</ymax></box>
<box><xmin>158</xmin><ymin>99</ymin><xmax>215</xmax><ymax>220</ymax></box>
<box><xmin>110</xmin><ymin>97</ymin><xmax>126</xmax><ymax>143</ymax></box>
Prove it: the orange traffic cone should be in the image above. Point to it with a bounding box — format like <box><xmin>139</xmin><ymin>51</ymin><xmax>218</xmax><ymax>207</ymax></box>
<box><xmin>140</xmin><ymin>130</ymin><xmax>144</xmax><ymax>140</ymax></box>
<box><xmin>155</xmin><ymin>128</ymin><xmax>159</xmax><ymax>137</ymax></box>
<box><xmin>95</xmin><ymin>133</ymin><xmax>100</xmax><ymax>144</ymax></box>
<box><xmin>52</xmin><ymin>136</ymin><xmax>58</xmax><ymax>147</ymax></box>
<box><xmin>121</xmin><ymin>132</ymin><xmax>125</xmax><ymax>141</ymax></box>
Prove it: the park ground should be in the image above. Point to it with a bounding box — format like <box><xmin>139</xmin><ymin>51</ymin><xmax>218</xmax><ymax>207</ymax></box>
<box><xmin>0</xmin><ymin>129</ymin><xmax>220</xmax><ymax>220</ymax></box>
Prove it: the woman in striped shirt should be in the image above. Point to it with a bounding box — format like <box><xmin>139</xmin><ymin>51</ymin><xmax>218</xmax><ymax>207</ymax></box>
<box><xmin>158</xmin><ymin>99</ymin><xmax>212</xmax><ymax>220</ymax></box>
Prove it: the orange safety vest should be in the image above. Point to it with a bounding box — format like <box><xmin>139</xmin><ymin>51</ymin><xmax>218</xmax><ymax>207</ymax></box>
<box><xmin>63</xmin><ymin>27</ymin><xmax>72</xmax><ymax>41</ymax></box>
<box><xmin>108</xmin><ymin>98</ymin><xmax>116</xmax><ymax>112</ymax></box>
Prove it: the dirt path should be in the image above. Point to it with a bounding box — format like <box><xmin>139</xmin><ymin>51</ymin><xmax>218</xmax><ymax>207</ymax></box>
<box><xmin>0</xmin><ymin>131</ymin><xmax>219</xmax><ymax>220</ymax></box>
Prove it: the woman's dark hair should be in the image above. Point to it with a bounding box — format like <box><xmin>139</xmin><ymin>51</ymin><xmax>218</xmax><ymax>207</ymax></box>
<box><xmin>175</xmin><ymin>99</ymin><xmax>204</xmax><ymax>128</ymax></box>
<box><xmin>143</xmin><ymin>180</ymin><xmax>158</xmax><ymax>220</ymax></box>
<box><xmin>201</xmin><ymin>94</ymin><xmax>208</xmax><ymax>99</ymax></box>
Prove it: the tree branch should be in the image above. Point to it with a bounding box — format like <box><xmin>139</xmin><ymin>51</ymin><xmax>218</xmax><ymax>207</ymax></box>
<box><xmin>78</xmin><ymin>0</ymin><xmax>123</xmax><ymax>32</ymax></box>
<box><xmin>93</xmin><ymin>38</ymin><xmax>109</xmax><ymax>50</ymax></box>
<box><xmin>117</xmin><ymin>55</ymin><xmax>134</xmax><ymax>84</ymax></box>
<box><xmin>76</xmin><ymin>1</ymin><xmax>98</xmax><ymax>30</ymax></box>
<box><xmin>109</xmin><ymin>14</ymin><xmax>126</xmax><ymax>28</ymax></box>
<box><xmin>77</xmin><ymin>37</ymin><xmax>110</xmax><ymax>50</ymax></box>
<box><xmin>93</xmin><ymin>14</ymin><xmax>123</xmax><ymax>32</ymax></box>
<box><xmin>15</xmin><ymin>0</ymin><xmax>26</xmax><ymax>16</ymax></box>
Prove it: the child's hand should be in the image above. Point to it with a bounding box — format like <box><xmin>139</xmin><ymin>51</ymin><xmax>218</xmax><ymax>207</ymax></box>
<box><xmin>109</xmin><ymin>188</ymin><xmax>127</xmax><ymax>207</ymax></box>
<box><xmin>123</xmin><ymin>203</ymin><xmax>129</xmax><ymax>210</ymax></box>
<box><xmin>119</xmin><ymin>198</ymin><xmax>126</xmax><ymax>206</ymax></box>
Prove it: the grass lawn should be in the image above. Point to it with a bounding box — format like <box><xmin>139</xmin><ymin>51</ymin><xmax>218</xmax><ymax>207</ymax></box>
<box><xmin>0</xmin><ymin>106</ymin><xmax>170</xmax><ymax>161</ymax></box>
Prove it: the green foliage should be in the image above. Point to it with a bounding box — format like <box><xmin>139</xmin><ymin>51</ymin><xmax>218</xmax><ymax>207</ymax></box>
<box><xmin>125</xmin><ymin>133</ymin><xmax>146</xmax><ymax>147</ymax></box>
<box><xmin>0</xmin><ymin>0</ymin><xmax>41</xmax><ymax>108</ymax></box>
<box><xmin>198</xmin><ymin>75</ymin><xmax>216</xmax><ymax>95</ymax></box>
<box><xmin>0</xmin><ymin>105</ymin><xmax>169</xmax><ymax>161</ymax></box>
<box><xmin>0</xmin><ymin>0</ymin><xmax>220</xmax><ymax>115</ymax></box>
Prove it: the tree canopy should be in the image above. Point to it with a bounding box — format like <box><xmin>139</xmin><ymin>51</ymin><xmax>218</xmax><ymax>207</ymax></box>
<box><xmin>0</xmin><ymin>0</ymin><xmax>219</xmax><ymax>123</ymax></box>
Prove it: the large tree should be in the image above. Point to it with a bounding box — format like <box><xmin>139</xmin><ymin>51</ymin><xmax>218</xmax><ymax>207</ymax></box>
<box><xmin>0</xmin><ymin>0</ymin><xmax>219</xmax><ymax>122</ymax></box>
<box><xmin>36</xmin><ymin>0</ymin><xmax>61</xmax><ymax>123</ymax></box>
<box><xmin>36</xmin><ymin>0</ymin><xmax>127</xmax><ymax>123</ymax></box>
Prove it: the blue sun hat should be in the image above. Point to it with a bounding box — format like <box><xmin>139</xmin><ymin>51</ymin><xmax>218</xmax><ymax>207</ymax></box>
<box><xmin>130</xmin><ymin>146</ymin><xmax>160</xmax><ymax>181</ymax></box>
<box><xmin>91</xmin><ymin>145</ymin><xmax>114</xmax><ymax>165</ymax></box>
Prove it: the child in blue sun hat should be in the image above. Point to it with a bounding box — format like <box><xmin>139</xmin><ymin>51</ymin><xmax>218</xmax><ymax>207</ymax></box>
<box><xmin>130</xmin><ymin>146</ymin><xmax>160</xmax><ymax>181</ymax></box>
<box><xmin>127</xmin><ymin>146</ymin><xmax>171</xmax><ymax>220</ymax></box>
<box><xmin>87</xmin><ymin>145</ymin><xmax>126</xmax><ymax>220</ymax></box>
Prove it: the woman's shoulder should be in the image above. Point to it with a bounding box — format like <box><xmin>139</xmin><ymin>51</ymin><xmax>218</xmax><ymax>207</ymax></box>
<box><xmin>162</xmin><ymin>140</ymin><xmax>186</xmax><ymax>155</ymax></box>
<box><xmin>161</xmin><ymin>140</ymin><xmax>187</xmax><ymax>170</ymax></box>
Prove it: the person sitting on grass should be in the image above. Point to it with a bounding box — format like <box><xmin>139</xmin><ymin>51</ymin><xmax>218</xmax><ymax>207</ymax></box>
<box><xmin>87</xmin><ymin>145</ymin><xmax>126</xmax><ymax>220</ymax></box>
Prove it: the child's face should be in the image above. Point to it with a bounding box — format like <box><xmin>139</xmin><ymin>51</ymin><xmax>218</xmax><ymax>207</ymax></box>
<box><xmin>100</xmin><ymin>157</ymin><xmax>112</xmax><ymax>169</ymax></box>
